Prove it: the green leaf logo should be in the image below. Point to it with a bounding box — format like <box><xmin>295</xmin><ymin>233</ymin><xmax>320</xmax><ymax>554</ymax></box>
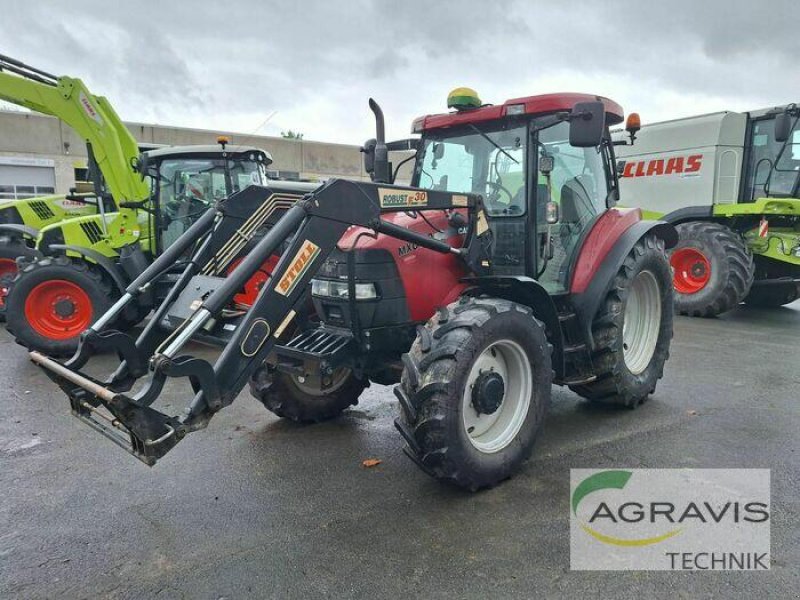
<box><xmin>572</xmin><ymin>470</ymin><xmax>681</xmax><ymax>547</ymax></box>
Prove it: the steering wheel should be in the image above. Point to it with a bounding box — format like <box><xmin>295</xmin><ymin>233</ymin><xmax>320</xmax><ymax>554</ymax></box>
<box><xmin>486</xmin><ymin>180</ymin><xmax>514</xmax><ymax>206</ymax></box>
<box><xmin>164</xmin><ymin>193</ymin><xmax>210</xmax><ymax>222</ymax></box>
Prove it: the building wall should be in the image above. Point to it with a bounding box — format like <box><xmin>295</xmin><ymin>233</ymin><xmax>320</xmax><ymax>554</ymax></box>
<box><xmin>0</xmin><ymin>110</ymin><xmax>413</xmax><ymax>197</ymax></box>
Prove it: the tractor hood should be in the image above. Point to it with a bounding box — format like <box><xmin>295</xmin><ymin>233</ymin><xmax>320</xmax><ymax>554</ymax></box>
<box><xmin>0</xmin><ymin>194</ymin><xmax>98</xmax><ymax>231</ymax></box>
<box><xmin>36</xmin><ymin>210</ymin><xmax>152</xmax><ymax>258</ymax></box>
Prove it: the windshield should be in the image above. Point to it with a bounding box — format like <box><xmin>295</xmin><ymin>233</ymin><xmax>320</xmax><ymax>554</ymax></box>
<box><xmin>771</xmin><ymin>125</ymin><xmax>800</xmax><ymax>197</ymax></box>
<box><xmin>744</xmin><ymin>115</ymin><xmax>800</xmax><ymax>200</ymax></box>
<box><xmin>156</xmin><ymin>157</ymin><xmax>264</xmax><ymax>249</ymax></box>
<box><xmin>413</xmin><ymin>123</ymin><xmax>527</xmax><ymax>217</ymax></box>
<box><xmin>158</xmin><ymin>157</ymin><xmax>264</xmax><ymax>205</ymax></box>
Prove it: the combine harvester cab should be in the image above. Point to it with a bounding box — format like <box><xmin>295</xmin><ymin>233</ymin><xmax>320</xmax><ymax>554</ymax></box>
<box><xmin>615</xmin><ymin>105</ymin><xmax>800</xmax><ymax>316</ymax></box>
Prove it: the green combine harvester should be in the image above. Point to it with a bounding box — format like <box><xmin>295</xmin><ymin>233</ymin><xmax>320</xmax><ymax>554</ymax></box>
<box><xmin>0</xmin><ymin>53</ymin><xmax>314</xmax><ymax>354</ymax></box>
<box><xmin>615</xmin><ymin>105</ymin><xmax>800</xmax><ymax>316</ymax></box>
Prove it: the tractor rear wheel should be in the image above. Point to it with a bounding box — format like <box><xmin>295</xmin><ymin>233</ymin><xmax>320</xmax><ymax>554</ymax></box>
<box><xmin>743</xmin><ymin>282</ymin><xmax>799</xmax><ymax>307</ymax></box>
<box><xmin>396</xmin><ymin>297</ymin><xmax>552</xmax><ymax>491</ymax></box>
<box><xmin>5</xmin><ymin>256</ymin><xmax>115</xmax><ymax>356</ymax></box>
<box><xmin>670</xmin><ymin>221</ymin><xmax>754</xmax><ymax>317</ymax></box>
<box><xmin>570</xmin><ymin>234</ymin><xmax>673</xmax><ymax>408</ymax></box>
<box><xmin>249</xmin><ymin>364</ymin><xmax>366</xmax><ymax>423</ymax></box>
<box><xmin>0</xmin><ymin>237</ymin><xmax>38</xmax><ymax>322</ymax></box>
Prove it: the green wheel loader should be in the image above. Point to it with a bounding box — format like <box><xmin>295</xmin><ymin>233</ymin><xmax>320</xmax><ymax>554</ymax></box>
<box><xmin>0</xmin><ymin>54</ymin><xmax>315</xmax><ymax>353</ymax></box>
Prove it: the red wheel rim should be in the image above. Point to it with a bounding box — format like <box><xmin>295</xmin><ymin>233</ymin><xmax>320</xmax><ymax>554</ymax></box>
<box><xmin>0</xmin><ymin>258</ymin><xmax>17</xmax><ymax>278</ymax></box>
<box><xmin>24</xmin><ymin>280</ymin><xmax>93</xmax><ymax>340</ymax></box>
<box><xmin>670</xmin><ymin>247</ymin><xmax>711</xmax><ymax>294</ymax></box>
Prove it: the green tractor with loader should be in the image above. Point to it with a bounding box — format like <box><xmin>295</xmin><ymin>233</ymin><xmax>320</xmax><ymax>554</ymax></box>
<box><xmin>615</xmin><ymin>105</ymin><xmax>800</xmax><ymax>316</ymax></box>
<box><xmin>0</xmin><ymin>53</ymin><xmax>315</xmax><ymax>354</ymax></box>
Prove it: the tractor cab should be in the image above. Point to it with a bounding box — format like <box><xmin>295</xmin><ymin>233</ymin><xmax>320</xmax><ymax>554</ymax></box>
<box><xmin>137</xmin><ymin>144</ymin><xmax>271</xmax><ymax>251</ymax></box>
<box><xmin>407</xmin><ymin>90</ymin><xmax>625</xmax><ymax>293</ymax></box>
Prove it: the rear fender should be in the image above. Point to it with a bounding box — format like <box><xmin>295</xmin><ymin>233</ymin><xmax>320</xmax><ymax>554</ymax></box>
<box><xmin>462</xmin><ymin>275</ymin><xmax>564</xmax><ymax>378</ymax></box>
<box><xmin>569</xmin><ymin>213</ymin><xmax>677</xmax><ymax>350</ymax></box>
<box><xmin>48</xmin><ymin>244</ymin><xmax>128</xmax><ymax>294</ymax></box>
<box><xmin>0</xmin><ymin>223</ymin><xmax>40</xmax><ymax>242</ymax></box>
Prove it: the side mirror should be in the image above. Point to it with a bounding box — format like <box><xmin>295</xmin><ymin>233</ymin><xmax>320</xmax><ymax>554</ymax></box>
<box><xmin>134</xmin><ymin>153</ymin><xmax>149</xmax><ymax>181</ymax></box>
<box><xmin>775</xmin><ymin>112</ymin><xmax>792</xmax><ymax>143</ymax></box>
<box><xmin>569</xmin><ymin>101</ymin><xmax>605</xmax><ymax>148</ymax></box>
<box><xmin>361</xmin><ymin>138</ymin><xmax>377</xmax><ymax>175</ymax></box>
<box><xmin>545</xmin><ymin>201</ymin><xmax>560</xmax><ymax>224</ymax></box>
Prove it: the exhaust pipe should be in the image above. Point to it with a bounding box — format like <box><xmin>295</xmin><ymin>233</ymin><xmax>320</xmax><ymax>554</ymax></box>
<box><xmin>368</xmin><ymin>98</ymin><xmax>390</xmax><ymax>183</ymax></box>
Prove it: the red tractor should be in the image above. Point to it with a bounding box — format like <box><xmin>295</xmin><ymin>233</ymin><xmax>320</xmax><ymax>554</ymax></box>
<box><xmin>33</xmin><ymin>90</ymin><xmax>677</xmax><ymax>491</ymax></box>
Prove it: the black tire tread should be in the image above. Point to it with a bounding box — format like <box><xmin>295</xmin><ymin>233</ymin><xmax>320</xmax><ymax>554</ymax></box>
<box><xmin>673</xmin><ymin>221</ymin><xmax>754</xmax><ymax>317</ymax></box>
<box><xmin>248</xmin><ymin>365</ymin><xmax>366</xmax><ymax>423</ymax></box>
<box><xmin>5</xmin><ymin>255</ymin><xmax>113</xmax><ymax>356</ymax></box>
<box><xmin>0</xmin><ymin>238</ymin><xmax>38</xmax><ymax>323</ymax></box>
<box><xmin>570</xmin><ymin>234</ymin><xmax>673</xmax><ymax>408</ymax></box>
<box><xmin>398</xmin><ymin>297</ymin><xmax>551</xmax><ymax>491</ymax></box>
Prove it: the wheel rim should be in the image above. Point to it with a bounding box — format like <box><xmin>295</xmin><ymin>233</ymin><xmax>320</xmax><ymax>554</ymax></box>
<box><xmin>623</xmin><ymin>270</ymin><xmax>662</xmax><ymax>375</ymax></box>
<box><xmin>0</xmin><ymin>258</ymin><xmax>17</xmax><ymax>278</ymax></box>
<box><xmin>291</xmin><ymin>367</ymin><xmax>351</xmax><ymax>396</ymax></box>
<box><xmin>24</xmin><ymin>279</ymin><xmax>93</xmax><ymax>340</ymax></box>
<box><xmin>462</xmin><ymin>339</ymin><xmax>532</xmax><ymax>454</ymax></box>
<box><xmin>670</xmin><ymin>247</ymin><xmax>711</xmax><ymax>294</ymax></box>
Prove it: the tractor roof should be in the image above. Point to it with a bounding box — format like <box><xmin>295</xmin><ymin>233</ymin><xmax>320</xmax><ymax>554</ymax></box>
<box><xmin>143</xmin><ymin>144</ymin><xmax>273</xmax><ymax>165</ymax></box>
<box><xmin>413</xmin><ymin>92</ymin><xmax>624</xmax><ymax>133</ymax></box>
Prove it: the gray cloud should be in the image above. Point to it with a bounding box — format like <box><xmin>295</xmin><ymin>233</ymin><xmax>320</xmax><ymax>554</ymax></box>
<box><xmin>1</xmin><ymin>1</ymin><xmax>798</xmax><ymax>144</ymax></box>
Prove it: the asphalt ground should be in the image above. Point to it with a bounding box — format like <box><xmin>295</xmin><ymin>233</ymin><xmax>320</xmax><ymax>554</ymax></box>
<box><xmin>1</xmin><ymin>301</ymin><xmax>798</xmax><ymax>599</ymax></box>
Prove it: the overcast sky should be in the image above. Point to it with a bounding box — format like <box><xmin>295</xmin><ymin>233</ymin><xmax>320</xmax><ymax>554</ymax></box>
<box><xmin>1</xmin><ymin>1</ymin><xmax>798</xmax><ymax>145</ymax></box>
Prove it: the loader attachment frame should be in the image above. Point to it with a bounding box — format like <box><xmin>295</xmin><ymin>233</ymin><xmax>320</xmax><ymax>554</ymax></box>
<box><xmin>31</xmin><ymin>178</ymin><xmax>490</xmax><ymax>465</ymax></box>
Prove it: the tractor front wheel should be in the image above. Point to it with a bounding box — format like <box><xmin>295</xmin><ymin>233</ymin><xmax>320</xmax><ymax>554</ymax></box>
<box><xmin>570</xmin><ymin>234</ymin><xmax>673</xmax><ymax>408</ymax></box>
<box><xmin>396</xmin><ymin>297</ymin><xmax>552</xmax><ymax>491</ymax></box>
<box><xmin>0</xmin><ymin>237</ymin><xmax>38</xmax><ymax>322</ymax></box>
<box><xmin>744</xmin><ymin>283</ymin><xmax>799</xmax><ymax>308</ymax></box>
<box><xmin>249</xmin><ymin>364</ymin><xmax>366</xmax><ymax>423</ymax></box>
<box><xmin>670</xmin><ymin>221</ymin><xmax>754</xmax><ymax>317</ymax></box>
<box><xmin>5</xmin><ymin>256</ymin><xmax>114</xmax><ymax>356</ymax></box>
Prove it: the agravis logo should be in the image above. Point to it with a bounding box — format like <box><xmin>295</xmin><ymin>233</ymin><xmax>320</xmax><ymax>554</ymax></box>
<box><xmin>572</xmin><ymin>470</ymin><xmax>682</xmax><ymax>546</ymax></box>
<box><xmin>570</xmin><ymin>469</ymin><xmax>770</xmax><ymax>571</ymax></box>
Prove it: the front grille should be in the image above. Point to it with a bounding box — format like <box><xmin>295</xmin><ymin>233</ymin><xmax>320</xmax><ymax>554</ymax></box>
<box><xmin>29</xmin><ymin>200</ymin><xmax>55</xmax><ymax>220</ymax></box>
<box><xmin>80</xmin><ymin>221</ymin><xmax>104</xmax><ymax>244</ymax></box>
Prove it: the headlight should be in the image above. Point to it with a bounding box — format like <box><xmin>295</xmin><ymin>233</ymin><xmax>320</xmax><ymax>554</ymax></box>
<box><xmin>311</xmin><ymin>279</ymin><xmax>377</xmax><ymax>300</ymax></box>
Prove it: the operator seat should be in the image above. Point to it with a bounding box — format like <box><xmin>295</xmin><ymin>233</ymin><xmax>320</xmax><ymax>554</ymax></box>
<box><xmin>559</xmin><ymin>176</ymin><xmax>595</xmax><ymax>248</ymax></box>
<box><xmin>546</xmin><ymin>176</ymin><xmax>596</xmax><ymax>286</ymax></box>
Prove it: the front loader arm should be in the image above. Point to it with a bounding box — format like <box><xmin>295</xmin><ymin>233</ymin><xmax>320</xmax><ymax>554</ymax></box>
<box><xmin>30</xmin><ymin>179</ymin><xmax>490</xmax><ymax>465</ymax></box>
<box><xmin>0</xmin><ymin>54</ymin><xmax>148</xmax><ymax>204</ymax></box>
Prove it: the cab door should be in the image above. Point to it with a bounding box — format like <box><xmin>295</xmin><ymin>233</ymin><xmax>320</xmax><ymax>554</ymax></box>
<box><xmin>534</xmin><ymin>120</ymin><xmax>611</xmax><ymax>293</ymax></box>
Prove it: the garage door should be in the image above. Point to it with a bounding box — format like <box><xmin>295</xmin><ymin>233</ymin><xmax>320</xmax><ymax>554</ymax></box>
<box><xmin>0</xmin><ymin>157</ymin><xmax>56</xmax><ymax>200</ymax></box>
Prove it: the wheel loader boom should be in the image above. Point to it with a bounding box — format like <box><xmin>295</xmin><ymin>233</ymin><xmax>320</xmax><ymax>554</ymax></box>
<box><xmin>0</xmin><ymin>53</ymin><xmax>149</xmax><ymax>204</ymax></box>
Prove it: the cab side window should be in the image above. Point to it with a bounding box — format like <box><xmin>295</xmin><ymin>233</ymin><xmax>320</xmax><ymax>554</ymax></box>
<box><xmin>537</xmin><ymin>120</ymin><xmax>607</xmax><ymax>292</ymax></box>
